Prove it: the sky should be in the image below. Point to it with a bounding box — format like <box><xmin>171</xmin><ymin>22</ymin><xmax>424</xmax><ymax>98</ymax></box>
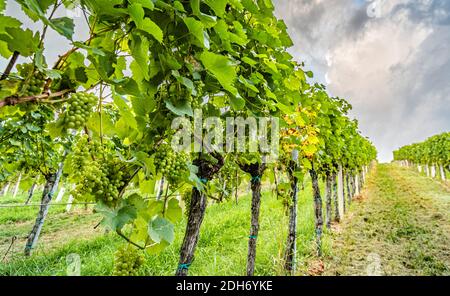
<box><xmin>274</xmin><ymin>0</ymin><xmax>450</xmax><ymax>162</ymax></box>
<box><xmin>1</xmin><ymin>0</ymin><xmax>450</xmax><ymax>162</ymax></box>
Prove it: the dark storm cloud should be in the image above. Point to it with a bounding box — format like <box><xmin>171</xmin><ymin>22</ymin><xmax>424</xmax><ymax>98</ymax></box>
<box><xmin>274</xmin><ymin>0</ymin><xmax>450</xmax><ymax>162</ymax></box>
<box><xmin>393</xmin><ymin>0</ymin><xmax>450</xmax><ymax>25</ymax></box>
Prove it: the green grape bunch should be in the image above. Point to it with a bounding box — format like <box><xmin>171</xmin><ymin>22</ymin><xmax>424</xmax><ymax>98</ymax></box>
<box><xmin>192</xmin><ymin>81</ymin><xmax>206</xmax><ymax>111</ymax></box>
<box><xmin>16</xmin><ymin>63</ymin><xmax>46</xmax><ymax>97</ymax></box>
<box><xmin>113</xmin><ymin>245</ymin><xmax>145</xmax><ymax>276</ymax></box>
<box><xmin>70</xmin><ymin>136</ymin><xmax>128</xmax><ymax>207</ymax></box>
<box><xmin>64</xmin><ymin>92</ymin><xmax>98</xmax><ymax>130</ymax></box>
<box><xmin>181</xmin><ymin>190</ymin><xmax>192</xmax><ymax>218</ymax></box>
<box><xmin>279</xmin><ymin>189</ymin><xmax>292</xmax><ymax>214</ymax></box>
<box><xmin>187</xmin><ymin>93</ymin><xmax>202</xmax><ymax>111</ymax></box>
<box><xmin>153</xmin><ymin>144</ymin><xmax>189</xmax><ymax>182</ymax></box>
<box><xmin>215</xmin><ymin>159</ymin><xmax>238</xmax><ymax>202</ymax></box>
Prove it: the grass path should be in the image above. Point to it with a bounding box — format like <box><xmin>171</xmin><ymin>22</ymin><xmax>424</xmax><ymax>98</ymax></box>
<box><xmin>325</xmin><ymin>164</ymin><xmax>450</xmax><ymax>275</ymax></box>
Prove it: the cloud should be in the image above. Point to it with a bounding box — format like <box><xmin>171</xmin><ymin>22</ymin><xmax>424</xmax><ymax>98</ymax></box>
<box><xmin>0</xmin><ymin>1</ymin><xmax>88</xmax><ymax>67</ymax></box>
<box><xmin>274</xmin><ymin>0</ymin><xmax>450</xmax><ymax>162</ymax></box>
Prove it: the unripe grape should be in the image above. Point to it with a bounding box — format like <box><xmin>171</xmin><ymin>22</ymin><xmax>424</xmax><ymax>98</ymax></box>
<box><xmin>113</xmin><ymin>245</ymin><xmax>144</xmax><ymax>276</ymax></box>
<box><xmin>64</xmin><ymin>92</ymin><xmax>98</xmax><ymax>130</ymax></box>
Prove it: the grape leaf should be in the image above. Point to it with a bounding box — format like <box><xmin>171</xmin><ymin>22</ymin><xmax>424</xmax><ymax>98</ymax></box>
<box><xmin>0</xmin><ymin>27</ymin><xmax>39</xmax><ymax>57</ymax></box>
<box><xmin>49</xmin><ymin>17</ymin><xmax>75</xmax><ymax>40</ymax></box>
<box><xmin>199</xmin><ymin>51</ymin><xmax>237</xmax><ymax>95</ymax></box>
<box><xmin>148</xmin><ymin>216</ymin><xmax>174</xmax><ymax>244</ymax></box>
<box><xmin>184</xmin><ymin>17</ymin><xmax>210</xmax><ymax>49</ymax></box>
<box><xmin>95</xmin><ymin>203</ymin><xmax>137</xmax><ymax>231</ymax></box>
<box><xmin>129</xmin><ymin>3</ymin><xmax>163</xmax><ymax>43</ymax></box>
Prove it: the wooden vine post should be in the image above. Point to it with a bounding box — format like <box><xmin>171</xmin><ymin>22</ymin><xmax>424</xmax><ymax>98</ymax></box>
<box><xmin>176</xmin><ymin>154</ymin><xmax>224</xmax><ymax>276</ymax></box>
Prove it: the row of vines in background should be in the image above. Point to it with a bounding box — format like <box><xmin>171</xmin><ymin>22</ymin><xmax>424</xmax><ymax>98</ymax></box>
<box><xmin>393</xmin><ymin>132</ymin><xmax>450</xmax><ymax>181</ymax></box>
<box><xmin>0</xmin><ymin>0</ymin><xmax>376</xmax><ymax>275</ymax></box>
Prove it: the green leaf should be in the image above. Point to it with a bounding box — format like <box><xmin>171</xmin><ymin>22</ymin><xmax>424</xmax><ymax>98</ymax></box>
<box><xmin>158</xmin><ymin>53</ymin><xmax>182</xmax><ymax>71</ymax></box>
<box><xmin>128</xmin><ymin>0</ymin><xmax>154</xmax><ymax>10</ymax></box>
<box><xmin>0</xmin><ymin>0</ymin><xmax>5</xmax><ymax>12</ymax></box>
<box><xmin>242</xmin><ymin>56</ymin><xmax>257</xmax><ymax>66</ymax></box>
<box><xmin>82</xmin><ymin>0</ymin><xmax>127</xmax><ymax>17</ymax></box>
<box><xmin>241</xmin><ymin>0</ymin><xmax>259</xmax><ymax>14</ymax></box>
<box><xmin>173</xmin><ymin>1</ymin><xmax>186</xmax><ymax>12</ymax></box>
<box><xmin>135</xmin><ymin>153</ymin><xmax>156</xmax><ymax>177</ymax></box>
<box><xmin>44</xmin><ymin>69</ymin><xmax>62</xmax><ymax>80</ymax></box>
<box><xmin>165</xmin><ymin>198</ymin><xmax>182</xmax><ymax>223</ymax></box>
<box><xmin>305</xmin><ymin>71</ymin><xmax>314</xmax><ymax>78</ymax></box>
<box><xmin>230</xmin><ymin>94</ymin><xmax>245</xmax><ymax>110</ymax></box>
<box><xmin>189</xmin><ymin>0</ymin><xmax>217</xmax><ymax>27</ymax></box>
<box><xmin>199</xmin><ymin>51</ymin><xmax>237</xmax><ymax>95</ymax></box>
<box><xmin>0</xmin><ymin>42</ymin><xmax>11</xmax><ymax>58</ymax></box>
<box><xmin>95</xmin><ymin>203</ymin><xmax>137</xmax><ymax>231</ymax></box>
<box><xmin>145</xmin><ymin>240</ymin><xmax>170</xmax><ymax>255</ymax></box>
<box><xmin>131</xmin><ymin>95</ymin><xmax>155</xmax><ymax>116</ymax></box>
<box><xmin>46</xmin><ymin>120</ymin><xmax>64</xmax><ymax>139</ymax></box>
<box><xmin>49</xmin><ymin>17</ymin><xmax>75</xmax><ymax>40</ymax></box>
<box><xmin>148</xmin><ymin>216</ymin><xmax>174</xmax><ymax>244</ymax></box>
<box><xmin>0</xmin><ymin>27</ymin><xmax>39</xmax><ymax>57</ymax></box>
<box><xmin>86</xmin><ymin>112</ymin><xmax>116</xmax><ymax>136</ymax></box>
<box><xmin>114</xmin><ymin>78</ymin><xmax>141</xmax><ymax>97</ymax></box>
<box><xmin>129</xmin><ymin>33</ymin><xmax>150</xmax><ymax>80</ymax></box>
<box><xmin>302</xmin><ymin>158</ymin><xmax>312</xmax><ymax>170</ymax></box>
<box><xmin>238</xmin><ymin>75</ymin><xmax>259</xmax><ymax>93</ymax></box>
<box><xmin>129</xmin><ymin>3</ymin><xmax>163</xmax><ymax>43</ymax></box>
<box><xmin>0</xmin><ymin>15</ymin><xmax>22</xmax><ymax>33</ymax></box>
<box><xmin>34</xmin><ymin>48</ymin><xmax>47</xmax><ymax>71</ymax></box>
<box><xmin>21</xmin><ymin>0</ymin><xmax>74</xmax><ymax>39</ymax></box>
<box><xmin>73</xmin><ymin>42</ymin><xmax>105</xmax><ymax>56</ymax></box>
<box><xmin>184</xmin><ymin>17</ymin><xmax>210</xmax><ymax>49</ymax></box>
<box><xmin>165</xmin><ymin>99</ymin><xmax>193</xmax><ymax>117</ymax></box>
<box><xmin>22</xmin><ymin>0</ymin><xmax>44</xmax><ymax>16</ymax></box>
<box><xmin>190</xmin><ymin>0</ymin><xmax>201</xmax><ymax>15</ymax></box>
<box><xmin>113</xmin><ymin>95</ymin><xmax>138</xmax><ymax>130</ymax></box>
<box><xmin>171</xmin><ymin>70</ymin><xmax>197</xmax><ymax>95</ymax></box>
<box><xmin>204</xmin><ymin>0</ymin><xmax>228</xmax><ymax>17</ymax></box>
<box><xmin>38</xmin><ymin>0</ymin><xmax>54</xmax><ymax>11</ymax></box>
<box><xmin>139</xmin><ymin>178</ymin><xmax>156</xmax><ymax>195</ymax></box>
<box><xmin>74</xmin><ymin>67</ymin><xmax>88</xmax><ymax>83</ymax></box>
<box><xmin>87</xmin><ymin>51</ymin><xmax>116</xmax><ymax>80</ymax></box>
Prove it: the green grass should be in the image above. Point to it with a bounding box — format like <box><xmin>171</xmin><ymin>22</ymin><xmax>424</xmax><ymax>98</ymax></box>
<box><xmin>325</xmin><ymin>164</ymin><xmax>450</xmax><ymax>276</ymax></box>
<box><xmin>0</xmin><ymin>182</ymin><xmax>332</xmax><ymax>276</ymax></box>
<box><xmin>4</xmin><ymin>164</ymin><xmax>448</xmax><ymax>276</ymax></box>
<box><xmin>0</xmin><ymin>190</ymin><xmax>101</xmax><ymax>263</ymax></box>
<box><xmin>0</xmin><ymin>190</ymin><xmax>69</xmax><ymax>224</ymax></box>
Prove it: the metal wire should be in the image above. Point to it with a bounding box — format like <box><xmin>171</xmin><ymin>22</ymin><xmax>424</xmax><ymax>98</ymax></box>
<box><xmin>0</xmin><ymin>202</ymin><xmax>96</xmax><ymax>209</ymax></box>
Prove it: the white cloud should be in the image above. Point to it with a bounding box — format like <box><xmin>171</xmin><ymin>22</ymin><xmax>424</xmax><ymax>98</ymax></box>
<box><xmin>274</xmin><ymin>0</ymin><xmax>450</xmax><ymax>162</ymax></box>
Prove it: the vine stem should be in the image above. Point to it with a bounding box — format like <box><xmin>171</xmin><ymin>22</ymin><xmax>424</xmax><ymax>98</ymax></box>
<box><xmin>116</xmin><ymin>230</ymin><xmax>145</xmax><ymax>250</ymax></box>
<box><xmin>1</xmin><ymin>236</ymin><xmax>17</xmax><ymax>262</ymax></box>
<box><xmin>1</xmin><ymin>82</ymin><xmax>100</xmax><ymax>109</ymax></box>
<box><xmin>39</xmin><ymin>1</ymin><xmax>61</xmax><ymax>48</ymax></box>
<box><xmin>162</xmin><ymin>184</ymin><xmax>170</xmax><ymax>217</ymax></box>
<box><xmin>0</xmin><ymin>89</ymin><xmax>74</xmax><ymax>108</ymax></box>
<box><xmin>98</xmin><ymin>83</ymin><xmax>104</xmax><ymax>146</ymax></box>
<box><xmin>0</xmin><ymin>51</ymin><xmax>19</xmax><ymax>80</ymax></box>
